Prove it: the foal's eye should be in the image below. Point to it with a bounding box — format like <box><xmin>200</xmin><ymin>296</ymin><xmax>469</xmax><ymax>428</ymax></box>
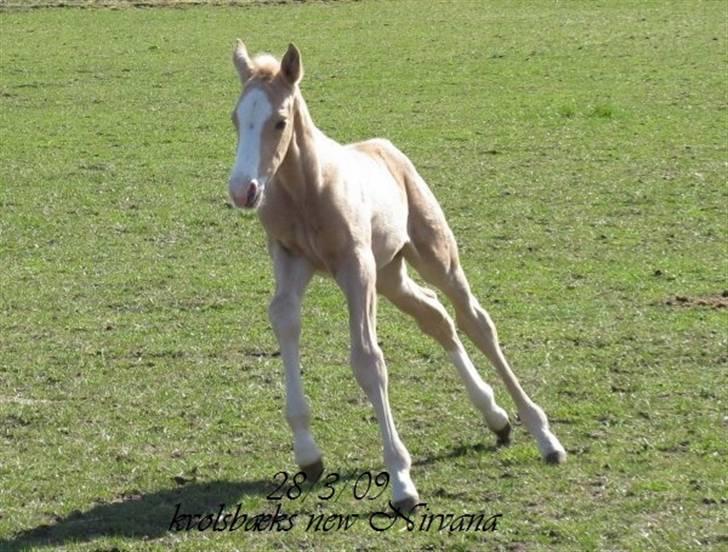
<box><xmin>275</xmin><ymin>119</ymin><xmax>287</xmax><ymax>130</ymax></box>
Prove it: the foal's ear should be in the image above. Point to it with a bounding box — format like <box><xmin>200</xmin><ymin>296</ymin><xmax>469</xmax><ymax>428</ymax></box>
<box><xmin>281</xmin><ymin>43</ymin><xmax>303</xmax><ymax>86</ymax></box>
<box><xmin>233</xmin><ymin>39</ymin><xmax>253</xmax><ymax>84</ymax></box>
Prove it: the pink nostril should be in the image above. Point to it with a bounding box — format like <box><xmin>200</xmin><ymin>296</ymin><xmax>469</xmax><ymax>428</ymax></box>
<box><xmin>245</xmin><ymin>181</ymin><xmax>258</xmax><ymax>207</ymax></box>
<box><xmin>229</xmin><ymin>179</ymin><xmax>259</xmax><ymax>209</ymax></box>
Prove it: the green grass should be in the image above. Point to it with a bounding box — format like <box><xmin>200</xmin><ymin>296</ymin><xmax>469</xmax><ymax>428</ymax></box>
<box><xmin>1</xmin><ymin>1</ymin><xmax>726</xmax><ymax>550</ymax></box>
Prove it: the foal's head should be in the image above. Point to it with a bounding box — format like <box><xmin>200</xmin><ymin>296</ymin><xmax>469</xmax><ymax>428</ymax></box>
<box><xmin>228</xmin><ymin>41</ymin><xmax>303</xmax><ymax>209</ymax></box>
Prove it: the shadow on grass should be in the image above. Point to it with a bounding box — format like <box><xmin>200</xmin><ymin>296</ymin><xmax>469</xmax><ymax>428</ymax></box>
<box><xmin>0</xmin><ymin>478</ymin><xmax>273</xmax><ymax>551</ymax></box>
<box><xmin>414</xmin><ymin>441</ymin><xmax>501</xmax><ymax>467</ymax></box>
<box><xmin>2</xmin><ymin>440</ymin><xmax>499</xmax><ymax>550</ymax></box>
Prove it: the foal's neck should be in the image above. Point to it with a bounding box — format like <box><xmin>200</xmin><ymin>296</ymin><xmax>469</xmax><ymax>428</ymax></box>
<box><xmin>276</xmin><ymin>91</ymin><xmax>328</xmax><ymax>201</ymax></box>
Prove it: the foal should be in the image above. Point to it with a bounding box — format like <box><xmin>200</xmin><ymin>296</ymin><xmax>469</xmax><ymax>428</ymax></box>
<box><xmin>228</xmin><ymin>41</ymin><xmax>566</xmax><ymax>511</ymax></box>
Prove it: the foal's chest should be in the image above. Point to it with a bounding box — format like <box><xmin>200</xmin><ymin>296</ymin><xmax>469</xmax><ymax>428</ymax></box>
<box><xmin>258</xmin><ymin>200</ymin><xmax>334</xmax><ymax>272</ymax></box>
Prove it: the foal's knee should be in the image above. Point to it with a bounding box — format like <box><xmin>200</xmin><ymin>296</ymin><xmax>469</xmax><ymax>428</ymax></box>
<box><xmin>268</xmin><ymin>293</ymin><xmax>301</xmax><ymax>341</ymax></box>
<box><xmin>350</xmin><ymin>343</ymin><xmax>386</xmax><ymax>393</ymax></box>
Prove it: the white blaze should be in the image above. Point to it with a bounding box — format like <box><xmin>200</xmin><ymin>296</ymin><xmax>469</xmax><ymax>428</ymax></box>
<box><xmin>231</xmin><ymin>88</ymin><xmax>273</xmax><ymax>186</ymax></box>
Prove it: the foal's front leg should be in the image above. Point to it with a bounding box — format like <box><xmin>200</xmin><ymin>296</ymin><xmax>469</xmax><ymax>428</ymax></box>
<box><xmin>336</xmin><ymin>249</ymin><xmax>419</xmax><ymax>511</ymax></box>
<box><xmin>268</xmin><ymin>242</ymin><xmax>324</xmax><ymax>480</ymax></box>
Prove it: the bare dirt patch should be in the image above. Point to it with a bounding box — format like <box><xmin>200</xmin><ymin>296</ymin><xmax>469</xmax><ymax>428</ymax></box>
<box><xmin>0</xmin><ymin>0</ymin><xmax>292</xmax><ymax>10</ymax></box>
<box><xmin>664</xmin><ymin>292</ymin><xmax>728</xmax><ymax>309</ymax></box>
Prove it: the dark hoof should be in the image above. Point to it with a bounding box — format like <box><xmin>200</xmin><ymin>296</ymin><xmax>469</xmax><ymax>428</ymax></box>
<box><xmin>300</xmin><ymin>458</ymin><xmax>325</xmax><ymax>482</ymax></box>
<box><xmin>391</xmin><ymin>496</ymin><xmax>420</xmax><ymax>514</ymax></box>
<box><xmin>544</xmin><ymin>450</ymin><xmax>567</xmax><ymax>465</ymax></box>
<box><xmin>494</xmin><ymin>422</ymin><xmax>512</xmax><ymax>446</ymax></box>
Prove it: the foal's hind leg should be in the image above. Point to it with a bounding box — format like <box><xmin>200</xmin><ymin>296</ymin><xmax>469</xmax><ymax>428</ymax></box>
<box><xmin>406</xmin><ymin>246</ymin><xmax>566</xmax><ymax>464</ymax></box>
<box><xmin>451</xmin><ymin>273</ymin><xmax>566</xmax><ymax>463</ymax></box>
<box><xmin>377</xmin><ymin>256</ymin><xmax>511</xmax><ymax>442</ymax></box>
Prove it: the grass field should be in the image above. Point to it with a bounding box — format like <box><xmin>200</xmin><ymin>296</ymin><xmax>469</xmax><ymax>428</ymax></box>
<box><xmin>1</xmin><ymin>1</ymin><xmax>726</xmax><ymax>550</ymax></box>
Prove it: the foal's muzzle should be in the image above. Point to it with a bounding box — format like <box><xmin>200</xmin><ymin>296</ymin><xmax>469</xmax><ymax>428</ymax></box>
<box><xmin>229</xmin><ymin>179</ymin><xmax>261</xmax><ymax>209</ymax></box>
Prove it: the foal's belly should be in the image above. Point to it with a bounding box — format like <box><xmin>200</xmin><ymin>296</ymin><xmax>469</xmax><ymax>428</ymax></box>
<box><xmin>344</xmin><ymin>152</ymin><xmax>409</xmax><ymax>269</ymax></box>
<box><xmin>369</xmin><ymin>194</ymin><xmax>409</xmax><ymax>268</ymax></box>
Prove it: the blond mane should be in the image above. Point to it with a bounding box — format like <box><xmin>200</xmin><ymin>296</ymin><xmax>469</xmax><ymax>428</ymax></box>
<box><xmin>250</xmin><ymin>53</ymin><xmax>280</xmax><ymax>80</ymax></box>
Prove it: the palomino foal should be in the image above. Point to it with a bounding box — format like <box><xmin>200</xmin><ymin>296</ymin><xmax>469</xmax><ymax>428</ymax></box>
<box><xmin>228</xmin><ymin>41</ymin><xmax>566</xmax><ymax>511</ymax></box>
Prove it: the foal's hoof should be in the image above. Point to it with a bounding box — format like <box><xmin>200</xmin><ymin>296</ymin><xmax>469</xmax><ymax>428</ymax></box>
<box><xmin>391</xmin><ymin>495</ymin><xmax>421</xmax><ymax>514</ymax></box>
<box><xmin>544</xmin><ymin>449</ymin><xmax>567</xmax><ymax>465</ymax></box>
<box><xmin>300</xmin><ymin>458</ymin><xmax>325</xmax><ymax>482</ymax></box>
<box><xmin>494</xmin><ymin>422</ymin><xmax>512</xmax><ymax>446</ymax></box>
